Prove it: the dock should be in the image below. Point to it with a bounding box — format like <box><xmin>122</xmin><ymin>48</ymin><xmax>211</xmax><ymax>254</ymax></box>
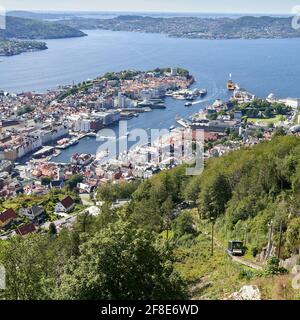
<box><xmin>176</xmin><ymin>118</ymin><xmax>190</xmax><ymax>129</ymax></box>
<box><xmin>33</xmin><ymin>146</ymin><xmax>55</xmax><ymax>159</ymax></box>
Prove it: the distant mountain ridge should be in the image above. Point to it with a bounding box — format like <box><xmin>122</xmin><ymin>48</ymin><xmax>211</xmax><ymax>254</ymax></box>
<box><xmin>7</xmin><ymin>10</ymin><xmax>76</xmax><ymax>20</ymax></box>
<box><xmin>2</xmin><ymin>12</ymin><xmax>299</xmax><ymax>53</ymax></box>
<box><xmin>58</xmin><ymin>14</ymin><xmax>300</xmax><ymax>40</ymax></box>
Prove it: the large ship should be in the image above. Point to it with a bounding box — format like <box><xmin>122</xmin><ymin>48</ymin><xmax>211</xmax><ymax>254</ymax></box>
<box><xmin>227</xmin><ymin>74</ymin><xmax>236</xmax><ymax>91</ymax></box>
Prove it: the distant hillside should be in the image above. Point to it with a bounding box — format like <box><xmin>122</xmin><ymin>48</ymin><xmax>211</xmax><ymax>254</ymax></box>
<box><xmin>59</xmin><ymin>15</ymin><xmax>300</xmax><ymax>39</ymax></box>
<box><xmin>7</xmin><ymin>10</ymin><xmax>75</xmax><ymax>20</ymax></box>
<box><xmin>0</xmin><ymin>16</ymin><xmax>86</xmax><ymax>40</ymax></box>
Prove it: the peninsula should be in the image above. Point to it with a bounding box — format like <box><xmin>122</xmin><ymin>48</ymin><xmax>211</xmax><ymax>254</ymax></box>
<box><xmin>0</xmin><ymin>40</ymin><xmax>48</xmax><ymax>56</ymax></box>
<box><xmin>0</xmin><ymin>16</ymin><xmax>86</xmax><ymax>56</ymax></box>
<box><xmin>60</xmin><ymin>15</ymin><xmax>300</xmax><ymax>40</ymax></box>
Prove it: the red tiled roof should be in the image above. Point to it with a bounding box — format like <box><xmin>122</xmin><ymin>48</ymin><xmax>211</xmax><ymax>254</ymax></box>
<box><xmin>0</xmin><ymin>209</ymin><xmax>17</xmax><ymax>223</ymax></box>
<box><xmin>16</xmin><ymin>223</ymin><xmax>36</xmax><ymax>236</ymax></box>
<box><xmin>61</xmin><ymin>196</ymin><xmax>75</xmax><ymax>209</ymax></box>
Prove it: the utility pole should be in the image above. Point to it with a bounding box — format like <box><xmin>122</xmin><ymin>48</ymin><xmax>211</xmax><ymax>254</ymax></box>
<box><xmin>266</xmin><ymin>220</ymin><xmax>273</xmax><ymax>259</ymax></box>
<box><xmin>211</xmin><ymin>217</ymin><xmax>215</xmax><ymax>256</ymax></box>
<box><xmin>277</xmin><ymin>220</ymin><xmax>283</xmax><ymax>259</ymax></box>
<box><xmin>244</xmin><ymin>225</ymin><xmax>248</xmax><ymax>246</ymax></box>
<box><xmin>197</xmin><ymin>204</ymin><xmax>201</xmax><ymax>219</ymax></box>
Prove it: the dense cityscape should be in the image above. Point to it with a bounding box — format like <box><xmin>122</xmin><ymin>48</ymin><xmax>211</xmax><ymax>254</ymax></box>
<box><xmin>0</xmin><ymin>65</ymin><xmax>299</xmax><ymax>241</ymax></box>
<box><xmin>2</xmin><ymin>0</ymin><xmax>300</xmax><ymax>305</ymax></box>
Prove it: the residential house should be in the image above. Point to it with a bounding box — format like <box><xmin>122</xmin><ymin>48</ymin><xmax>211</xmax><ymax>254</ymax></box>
<box><xmin>0</xmin><ymin>208</ymin><xmax>17</xmax><ymax>229</ymax></box>
<box><xmin>50</xmin><ymin>180</ymin><xmax>65</xmax><ymax>190</ymax></box>
<box><xmin>55</xmin><ymin>196</ymin><xmax>75</xmax><ymax>213</ymax></box>
<box><xmin>15</xmin><ymin>223</ymin><xmax>36</xmax><ymax>236</ymax></box>
<box><xmin>19</xmin><ymin>205</ymin><xmax>46</xmax><ymax>224</ymax></box>
<box><xmin>77</xmin><ymin>183</ymin><xmax>93</xmax><ymax>194</ymax></box>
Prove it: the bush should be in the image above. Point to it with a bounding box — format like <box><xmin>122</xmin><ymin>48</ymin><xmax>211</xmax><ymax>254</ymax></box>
<box><xmin>264</xmin><ymin>256</ymin><xmax>288</xmax><ymax>276</ymax></box>
<box><xmin>252</xmin><ymin>247</ymin><xmax>258</xmax><ymax>257</ymax></box>
<box><xmin>173</xmin><ymin>211</ymin><xmax>197</xmax><ymax>239</ymax></box>
<box><xmin>239</xmin><ymin>269</ymin><xmax>254</xmax><ymax>280</ymax></box>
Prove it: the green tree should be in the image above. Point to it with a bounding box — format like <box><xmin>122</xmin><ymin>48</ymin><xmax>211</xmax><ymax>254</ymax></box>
<box><xmin>198</xmin><ymin>173</ymin><xmax>232</xmax><ymax>219</ymax></box>
<box><xmin>173</xmin><ymin>211</ymin><xmax>197</xmax><ymax>239</ymax></box>
<box><xmin>48</xmin><ymin>223</ymin><xmax>57</xmax><ymax>238</ymax></box>
<box><xmin>57</xmin><ymin>221</ymin><xmax>187</xmax><ymax>300</ymax></box>
<box><xmin>41</xmin><ymin>176</ymin><xmax>51</xmax><ymax>186</ymax></box>
<box><xmin>2</xmin><ymin>235</ymin><xmax>48</xmax><ymax>300</ymax></box>
<box><xmin>65</xmin><ymin>175</ymin><xmax>83</xmax><ymax>190</ymax></box>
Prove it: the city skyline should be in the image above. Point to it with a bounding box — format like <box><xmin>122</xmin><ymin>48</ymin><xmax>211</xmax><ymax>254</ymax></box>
<box><xmin>1</xmin><ymin>0</ymin><xmax>299</xmax><ymax>14</ymax></box>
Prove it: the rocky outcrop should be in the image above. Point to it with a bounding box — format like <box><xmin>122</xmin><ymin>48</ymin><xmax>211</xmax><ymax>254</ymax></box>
<box><xmin>229</xmin><ymin>285</ymin><xmax>261</xmax><ymax>300</ymax></box>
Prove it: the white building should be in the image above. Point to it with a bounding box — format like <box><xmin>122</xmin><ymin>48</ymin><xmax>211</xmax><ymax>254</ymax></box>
<box><xmin>170</xmin><ymin>67</ymin><xmax>178</xmax><ymax>76</ymax></box>
<box><xmin>284</xmin><ymin>98</ymin><xmax>300</xmax><ymax>109</ymax></box>
<box><xmin>139</xmin><ymin>88</ymin><xmax>161</xmax><ymax>100</ymax></box>
<box><xmin>267</xmin><ymin>94</ymin><xmax>300</xmax><ymax>109</ymax></box>
<box><xmin>55</xmin><ymin>196</ymin><xmax>75</xmax><ymax>213</ymax></box>
<box><xmin>30</xmin><ymin>124</ymin><xmax>68</xmax><ymax>145</ymax></box>
<box><xmin>74</xmin><ymin>118</ymin><xmax>91</xmax><ymax>132</ymax></box>
<box><xmin>114</xmin><ymin>93</ymin><xmax>135</xmax><ymax>109</ymax></box>
<box><xmin>94</xmin><ymin>110</ymin><xmax>120</xmax><ymax>125</ymax></box>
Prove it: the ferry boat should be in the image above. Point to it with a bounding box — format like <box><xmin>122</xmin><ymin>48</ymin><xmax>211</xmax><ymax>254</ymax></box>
<box><xmin>227</xmin><ymin>74</ymin><xmax>236</xmax><ymax>91</ymax></box>
<box><xmin>173</xmin><ymin>94</ymin><xmax>186</xmax><ymax>100</ymax></box>
<box><xmin>199</xmin><ymin>89</ymin><xmax>208</xmax><ymax>97</ymax></box>
<box><xmin>138</xmin><ymin>100</ymin><xmax>152</xmax><ymax>107</ymax></box>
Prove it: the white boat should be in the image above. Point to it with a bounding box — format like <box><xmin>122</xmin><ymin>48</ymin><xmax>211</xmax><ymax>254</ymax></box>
<box><xmin>169</xmin><ymin>125</ymin><xmax>176</xmax><ymax>131</ymax></box>
<box><xmin>199</xmin><ymin>89</ymin><xmax>208</xmax><ymax>97</ymax></box>
<box><xmin>138</xmin><ymin>100</ymin><xmax>153</xmax><ymax>107</ymax></box>
<box><xmin>97</xmin><ymin>135</ymin><xmax>116</xmax><ymax>140</ymax></box>
<box><xmin>173</xmin><ymin>95</ymin><xmax>185</xmax><ymax>100</ymax></box>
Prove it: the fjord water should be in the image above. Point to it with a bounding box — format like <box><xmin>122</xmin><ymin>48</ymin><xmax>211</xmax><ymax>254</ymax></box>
<box><xmin>1</xmin><ymin>30</ymin><xmax>300</xmax><ymax>162</ymax></box>
<box><xmin>2</xmin><ymin>29</ymin><xmax>300</xmax><ymax>97</ymax></box>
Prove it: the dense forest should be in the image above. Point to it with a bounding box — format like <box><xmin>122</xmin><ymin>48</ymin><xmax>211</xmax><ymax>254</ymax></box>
<box><xmin>1</xmin><ymin>135</ymin><xmax>300</xmax><ymax>299</ymax></box>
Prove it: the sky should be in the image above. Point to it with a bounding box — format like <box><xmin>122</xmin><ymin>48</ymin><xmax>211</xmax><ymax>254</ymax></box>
<box><xmin>0</xmin><ymin>0</ymin><xmax>299</xmax><ymax>14</ymax></box>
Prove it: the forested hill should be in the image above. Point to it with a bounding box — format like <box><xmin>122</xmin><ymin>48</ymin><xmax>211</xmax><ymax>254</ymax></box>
<box><xmin>191</xmin><ymin>135</ymin><xmax>300</xmax><ymax>256</ymax></box>
<box><xmin>1</xmin><ymin>135</ymin><xmax>300</xmax><ymax>299</ymax></box>
<box><xmin>0</xmin><ymin>16</ymin><xmax>86</xmax><ymax>40</ymax></box>
<box><xmin>59</xmin><ymin>15</ymin><xmax>300</xmax><ymax>39</ymax></box>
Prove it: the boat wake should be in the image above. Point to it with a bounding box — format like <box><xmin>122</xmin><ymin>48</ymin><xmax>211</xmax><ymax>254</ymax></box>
<box><xmin>191</xmin><ymin>82</ymin><xmax>221</xmax><ymax>106</ymax></box>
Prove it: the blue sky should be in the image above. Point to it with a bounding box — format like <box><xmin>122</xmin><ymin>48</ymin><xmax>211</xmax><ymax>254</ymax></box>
<box><xmin>1</xmin><ymin>0</ymin><xmax>299</xmax><ymax>14</ymax></box>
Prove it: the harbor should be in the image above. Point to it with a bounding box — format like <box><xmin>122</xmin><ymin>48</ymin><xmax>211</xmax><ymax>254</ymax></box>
<box><xmin>51</xmin><ymin>92</ymin><xmax>214</xmax><ymax>164</ymax></box>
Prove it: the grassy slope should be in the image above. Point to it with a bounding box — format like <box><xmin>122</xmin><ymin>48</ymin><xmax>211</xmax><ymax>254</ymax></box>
<box><xmin>174</xmin><ymin>209</ymin><xmax>300</xmax><ymax>300</ymax></box>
